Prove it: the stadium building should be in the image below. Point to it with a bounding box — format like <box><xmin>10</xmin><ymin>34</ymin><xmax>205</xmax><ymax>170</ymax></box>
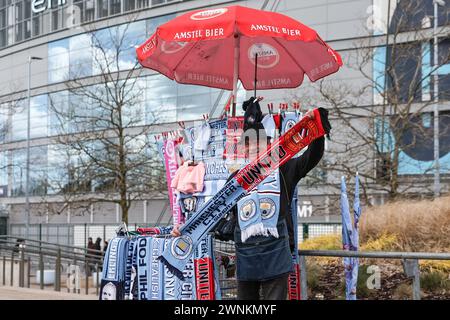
<box><xmin>0</xmin><ymin>0</ymin><xmax>448</xmax><ymax>245</ymax></box>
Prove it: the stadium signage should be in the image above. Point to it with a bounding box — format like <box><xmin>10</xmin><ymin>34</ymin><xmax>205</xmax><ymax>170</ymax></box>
<box><xmin>32</xmin><ymin>0</ymin><xmax>66</xmax><ymax>14</ymax></box>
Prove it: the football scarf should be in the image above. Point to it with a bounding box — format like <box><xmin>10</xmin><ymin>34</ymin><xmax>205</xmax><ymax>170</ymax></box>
<box><xmin>281</xmin><ymin>112</ymin><xmax>301</xmax><ymax>137</ymax></box>
<box><xmin>224</xmin><ymin>117</ymin><xmax>245</xmax><ymax>161</ymax></box>
<box><xmin>135</xmin><ymin>235</ymin><xmax>200</xmax><ymax>300</ymax></box>
<box><xmin>288</xmin><ymin>186</ymin><xmax>301</xmax><ymax>300</ymax></box>
<box><xmin>124</xmin><ymin>237</ymin><xmax>137</xmax><ymax>300</ymax></box>
<box><xmin>159</xmin><ymin>109</ymin><xmax>325</xmax><ymax>277</ymax></box>
<box><xmin>136</xmin><ymin>236</ymin><xmax>164</xmax><ymax>300</ymax></box>
<box><xmin>194</xmin><ymin>235</ymin><xmax>221</xmax><ymax>300</ymax></box>
<box><xmin>163</xmin><ymin>139</ymin><xmax>183</xmax><ymax>225</ymax></box>
<box><xmin>281</xmin><ymin>112</ymin><xmax>303</xmax><ymax>299</ymax></box>
<box><xmin>163</xmin><ymin>237</ymin><xmax>189</xmax><ymax>300</ymax></box>
<box><xmin>237</xmin><ymin>168</ymin><xmax>281</xmax><ymax>242</ymax></box>
<box><xmin>100</xmin><ymin>237</ymin><xmax>129</xmax><ymax>300</ymax></box>
<box><xmin>137</xmin><ymin>226</ymin><xmax>173</xmax><ymax>236</ymax></box>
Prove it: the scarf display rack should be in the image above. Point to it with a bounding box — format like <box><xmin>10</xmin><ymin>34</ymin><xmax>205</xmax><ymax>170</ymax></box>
<box><xmin>100</xmin><ymin>100</ymin><xmax>313</xmax><ymax>300</ymax></box>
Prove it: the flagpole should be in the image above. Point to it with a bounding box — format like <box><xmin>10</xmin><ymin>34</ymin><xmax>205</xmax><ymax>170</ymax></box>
<box><xmin>254</xmin><ymin>53</ymin><xmax>258</xmax><ymax>98</ymax></box>
<box><xmin>232</xmin><ymin>33</ymin><xmax>240</xmax><ymax>117</ymax></box>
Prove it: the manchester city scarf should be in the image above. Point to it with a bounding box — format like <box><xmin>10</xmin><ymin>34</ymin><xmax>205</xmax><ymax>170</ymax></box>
<box><xmin>124</xmin><ymin>237</ymin><xmax>137</xmax><ymax>300</ymax></box>
<box><xmin>100</xmin><ymin>237</ymin><xmax>129</xmax><ymax>300</ymax></box>
<box><xmin>159</xmin><ymin>109</ymin><xmax>326</xmax><ymax>277</ymax></box>
<box><xmin>163</xmin><ymin>238</ymin><xmax>182</xmax><ymax>300</ymax></box>
<box><xmin>137</xmin><ymin>236</ymin><xmax>164</xmax><ymax>300</ymax></box>
<box><xmin>180</xmin><ymin>255</ymin><xmax>197</xmax><ymax>299</ymax></box>
<box><xmin>237</xmin><ymin>168</ymin><xmax>281</xmax><ymax>242</ymax></box>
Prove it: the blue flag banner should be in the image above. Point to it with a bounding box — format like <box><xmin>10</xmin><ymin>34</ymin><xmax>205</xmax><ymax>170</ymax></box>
<box><xmin>351</xmin><ymin>173</ymin><xmax>361</xmax><ymax>300</ymax></box>
<box><xmin>100</xmin><ymin>237</ymin><xmax>129</xmax><ymax>300</ymax></box>
<box><xmin>341</xmin><ymin>174</ymin><xmax>361</xmax><ymax>300</ymax></box>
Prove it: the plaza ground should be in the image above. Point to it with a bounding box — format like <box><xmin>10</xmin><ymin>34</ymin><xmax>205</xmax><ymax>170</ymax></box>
<box><xmin>0</xmin><ymin>285</ymin><xmax>97</xmax><ymax>300</ymax></box>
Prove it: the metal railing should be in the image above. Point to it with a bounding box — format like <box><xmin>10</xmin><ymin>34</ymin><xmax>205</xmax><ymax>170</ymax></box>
<box><xmin>3</xmin><ymin>235</ymin><xmax>447</xmax><ymax>300</ymax></box>
<box><xmin>297</xmin><ymin>249</ymin><xmax>450</xmax><ymax>300</ymax></box>
<box><xmin>211</xmin><ymin>242</ymin><xmax>450</xmax><ymax>300</ymax></box>
<box><xmin>0</xmin><ymin>235</ymin><xmax>103</xmax><ymax>295</ymax></box>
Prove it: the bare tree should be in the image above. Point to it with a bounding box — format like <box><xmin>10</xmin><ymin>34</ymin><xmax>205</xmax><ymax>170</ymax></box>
<box><xmin>294</xmin><ymin>1</ymin><xmax>450</xmax><ymax>202</ymax></box>
<box><xmin>48</xmin><ymin>19</ymin><xmax>166</xmax><ymax>224</ymax></box>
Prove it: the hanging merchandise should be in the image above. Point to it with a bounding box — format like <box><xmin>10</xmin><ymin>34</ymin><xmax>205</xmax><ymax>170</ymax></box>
<box><xmin>194</xmin><ymin>121</ymin><xmax>212</xmax><ymax>151</ymax></box>
<box><xmin>179</xmin><ymin>194</ymin><xmax>200</xmax><ymax>219</ymax></box>
<box><xmin>194</xmin><ymin>179</ymin><xmax>227</xmax><ymax>202</ymax></box>
<box><xmin>124</xmin><ymin>238</ymin><xmax>138</xmax><ymax>300</ymax></box>
<box><xmin>99</xmin><ymin>237</ymin><xmax>129</xmax><ymax>300</ymax></box>
<box><xmin>261</xmin><ymin>114</ymin><xmax>277</xmax><ymax>139</ymax></box>
<box><xmin>280</xmin><ymin>111</ymin><xmax>302</xmax><ymax>299</ymax></box>
<box><xmin>224</xmin><ymin>116</ymin><xmax>245</xmax><ymax>164</ymax></box>
<box><xmin>288</xmin><ymin>186</ymin><xmax>301</xmax><ymax>300</ymax></box>
<box><xmin>281</xmin><ymin>111</ymin><xmax>302</xmax><ymax>138</ymax></box>
<box><xmin>178</xmin><ymin>143</ymin><xmax>193</xmax><ymax>162</ymax></box>
<box><xmin>171</xmin><ymin>161</ymin><xmax>206</xmax><ymax>194</ymax></box>
<box><xmin>136</xmin><ymin>226</ymin><xmax>173</xmax><ymax>236</ymax></box>
<box><xmin>158</xmin><ymin>109</ymin><xmax>326</xmax><ymax>277</ymax></box>
<box><xmin>163</xmin><ymin>139</ymin><xmax>184</xmax><ymax>225</ymax></box>
<box><xmin>136</xmin><ymin>236</ymin><xmax>164</xmax><ymax>300</ymax></box>
<box><xmin>185</xmin><ymin>119</ymin><xmax>229</xmax><ymax>181</ymax></box>
<box><xmin>242</xmin><ymin>97</ymin><xmax>264</xmax><ymax>131</ymax></box>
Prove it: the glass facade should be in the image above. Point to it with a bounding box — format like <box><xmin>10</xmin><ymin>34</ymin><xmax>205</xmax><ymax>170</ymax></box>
<box><xmin>0</xmin><ymin>7</ymin><xmax>247</xmax><ymax>198</ymax></box>
<box><xmin>0</xmin><ymin>150</ymin><xmax>7</xmax><ymax>187</ymax></box>
<box><xmin>10</xmin><ymin>146</ymin><xmax>47</xmax><ymax>196</ymax></box>
<box><xmin>0</xmin><ymin>0</ymin><xmax>183</xmax><ymax>49</ymax></box>
<box><xmin>47</xmin><ymin>15</ymin><xmax>168</xmax><ymax>82</ymax></box>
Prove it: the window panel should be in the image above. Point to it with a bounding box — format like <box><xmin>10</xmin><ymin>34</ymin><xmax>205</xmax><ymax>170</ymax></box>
<box><xmin>0</xmin><ymin>150</ymin><xmax>7</xmax><ymax>187</ymax></box>
<box><xmin>47</xmin><ymin>144</ymin><xmax>68</xmax><ymax>195</ymax></box>
<box><xmin>48</xmin><ymin>38</ymin><xmax>69</xmax><ymax>83</ymax></box>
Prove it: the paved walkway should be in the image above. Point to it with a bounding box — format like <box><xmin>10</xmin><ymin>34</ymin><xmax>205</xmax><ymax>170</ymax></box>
<box><xmin>0</xmin><ymin>286</ymin><xmax>97</xmax><ymax>300</ymax></box>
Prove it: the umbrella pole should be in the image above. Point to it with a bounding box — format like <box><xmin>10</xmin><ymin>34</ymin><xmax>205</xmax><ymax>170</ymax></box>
<box><xmin>232</xmin><ymin>34</ymin><xmax>240</xmax><ymax>117</ymax></box>
<box><xmin>254</xmin><ymin>53</ymin><xmax>258</xmax><ymax>98</ymax></box>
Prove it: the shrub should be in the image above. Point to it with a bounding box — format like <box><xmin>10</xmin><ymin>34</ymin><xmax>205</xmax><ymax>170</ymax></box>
<box><xmin>306</xmin><ymin>260</ymin><xmax>323</xmax><ymax>291</ymax></box>
<box><xmin>420</xmin><ymin>271</ymin><xmax>450</xmax><ymax>292</ymax></box>
<box><xmin>393</xmin><ymin>283</ymin><xmax>413</xmax><ymax>300</ymax></box>
<box><xmin>361</xmin><ymin>233</ymin><xmax>398</xmax><ymax>251</ymax></box>
<box><xmin>300</xmin><ymin>234</ymin><xmax>341</xmax><ymax>250</ymax></box>
<box><xmin>360</xmin><ymin>196</ymin><xmax>450</xmax><ymax>252</ymax></box>
<box><xmin>337</xmin><ymin>264</ymin><xmax>376</xmax><ymax>299</ymax></box>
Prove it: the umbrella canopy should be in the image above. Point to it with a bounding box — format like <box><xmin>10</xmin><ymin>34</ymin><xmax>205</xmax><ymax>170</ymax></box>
<box><xmin>136</xmin><ymin>5</ymin><xmax>342</xmax><ymax>95</ymax></box>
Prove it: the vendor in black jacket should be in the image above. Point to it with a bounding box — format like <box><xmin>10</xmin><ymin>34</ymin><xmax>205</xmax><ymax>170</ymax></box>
<box><xmin>172</xmin><ymin>99</ymin><xmax>331</xmax><ymax>300</ymax></box>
